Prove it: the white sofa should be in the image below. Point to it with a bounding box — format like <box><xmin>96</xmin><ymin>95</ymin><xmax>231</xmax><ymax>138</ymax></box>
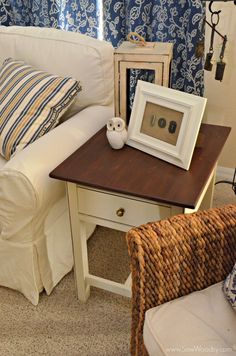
<box><xmin>0</xmin><ymin>26</ymin><xmax>114</xmax><ymax>305</ymax></box>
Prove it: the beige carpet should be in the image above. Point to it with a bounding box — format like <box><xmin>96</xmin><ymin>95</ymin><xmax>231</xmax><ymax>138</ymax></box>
<box><xmin>0</xmin><ymin>183</ymin><xmax>235</xmax><ymax>356</ymax></box>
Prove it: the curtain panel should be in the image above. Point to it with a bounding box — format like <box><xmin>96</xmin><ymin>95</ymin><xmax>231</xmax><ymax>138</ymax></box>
<box><xmin>103</xmin><ymin>0</ymin><xmax>205</xmax><ymax>95</ymax></box>
<box><xmin>0</xmin><ymin>1</ymin><xmax>99</xmax><ymax>37</ymax></box>
<box><xmin>0</xmin><ymin>0</ymin><xmax>205</xmax><ymax>95</ymax></box>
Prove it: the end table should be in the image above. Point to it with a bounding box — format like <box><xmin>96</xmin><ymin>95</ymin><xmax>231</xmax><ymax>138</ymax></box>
<box><xmin>50</xmin><ymin>124</ymin><xmax>230</xmax><ymax>302</ymax></box>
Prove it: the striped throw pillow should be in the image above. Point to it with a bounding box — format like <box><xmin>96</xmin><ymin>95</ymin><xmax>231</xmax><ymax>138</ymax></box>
<box><xmin>0</xmin><ymin>58</ymin><xmax>81</xmax><ymax>160</ymax></box>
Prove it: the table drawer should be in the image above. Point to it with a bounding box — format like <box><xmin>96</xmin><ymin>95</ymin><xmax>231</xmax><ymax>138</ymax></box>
<box><xmin>77</xmin><ymin>187</ymin><xmax>170</xmax><ymax>227</ymax></box>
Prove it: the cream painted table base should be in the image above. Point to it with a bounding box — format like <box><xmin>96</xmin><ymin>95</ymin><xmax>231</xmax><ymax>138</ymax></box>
<box><xmin>66</xmin><ymin>170</ymin><xmax>215</xmax><ymax>302</ymax></box>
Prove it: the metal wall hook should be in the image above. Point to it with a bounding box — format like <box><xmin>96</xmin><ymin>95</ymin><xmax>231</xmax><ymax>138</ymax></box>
<box><xmin>202</xmin><ymin>1</ymin><xmax>230</xmax><ymax>81</ymax></box>
<box><xmin>209</xmin><ymin>1</ymin><xmax>222</xmax><ymax>16</ymax></box>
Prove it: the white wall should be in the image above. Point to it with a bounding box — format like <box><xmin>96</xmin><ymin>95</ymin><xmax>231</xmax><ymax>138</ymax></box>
<box><xmin>204</xmin><ymin>2</ymin><xmax>236</xmax><ymax>168</ymax></box>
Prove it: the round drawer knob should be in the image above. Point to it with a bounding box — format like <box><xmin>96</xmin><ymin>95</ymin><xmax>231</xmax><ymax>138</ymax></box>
<box><xmin>116</xmin><ymin>208</ymin><xmax>125</xmax><ymax>217</ymax></box>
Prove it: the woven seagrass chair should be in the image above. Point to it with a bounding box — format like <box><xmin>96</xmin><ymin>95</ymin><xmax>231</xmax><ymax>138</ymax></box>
<box><xmin>126</xmin><ymin>204</ymin><xmax>236</xmax><ymax>356</ymax></box>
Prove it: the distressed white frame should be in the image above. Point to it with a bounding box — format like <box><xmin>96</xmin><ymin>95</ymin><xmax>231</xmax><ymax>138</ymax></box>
<box><xmin>127</xmin><ymin>80</ymin><xmax>207</xmax><ymax>170</ymax></box>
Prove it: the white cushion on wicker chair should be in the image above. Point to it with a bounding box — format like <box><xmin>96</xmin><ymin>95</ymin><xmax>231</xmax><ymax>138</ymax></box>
<box><xmin>144</xmin><ymin>282</ymin><xmax>236</xmax><ymax>356</ymax></box>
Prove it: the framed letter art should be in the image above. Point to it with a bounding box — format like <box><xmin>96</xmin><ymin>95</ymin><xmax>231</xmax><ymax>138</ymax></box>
<box><xmin>126</xmin><ymin>81</ymin><xmax>207</xmax><ymax>170</ymax></box>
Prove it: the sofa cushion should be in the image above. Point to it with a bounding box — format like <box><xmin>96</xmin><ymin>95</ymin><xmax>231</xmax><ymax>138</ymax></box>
<box><xmin>223</xmin><ymin>262</ymin><xmax>236</xmax><ymax>311</ymax></box>
<box><xmin>0</xmin><ymin>58</ymin><xmax>81</xmax><ymax>160</ymax></box>
<box><xmin>144</xmin><ymin>282</ymin><xmax>236</xmax><ymax>356</ymax></box>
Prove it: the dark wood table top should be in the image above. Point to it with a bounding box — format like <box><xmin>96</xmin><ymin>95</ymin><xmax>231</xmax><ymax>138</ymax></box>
<box><xmin>50</xmin><ymin>124</ymin><xmax>230</xmax><ymax>209</ymax></box>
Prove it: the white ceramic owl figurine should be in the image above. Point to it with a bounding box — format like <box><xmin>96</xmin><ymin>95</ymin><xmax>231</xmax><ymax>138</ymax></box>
<box><xmin>106</xmin><ymin>117</ymin><xmax>128</xmax><ymax>149</ymax></box>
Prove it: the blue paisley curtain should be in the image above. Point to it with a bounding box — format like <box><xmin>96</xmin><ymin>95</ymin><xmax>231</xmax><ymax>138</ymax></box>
<box><xmin>103</xmin><ymin>0</ymin><xmax>205</xmax><ymax>95</ymax></box>
<box><xmin>0</xmin><ymin>1</ymin><xmax>99</xmax><ymax>37</ymax></box>
<box><xmin>0</xmin><ymin>0</ymin><xmax>205</xmax><ymax>95</ymax></box>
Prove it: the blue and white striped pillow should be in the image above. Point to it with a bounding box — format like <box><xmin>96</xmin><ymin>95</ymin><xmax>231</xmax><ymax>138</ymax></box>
<box><xmin>0</xmin><ymin>58</ymin><xmax>81</xmax><ymax>160</ymax></box>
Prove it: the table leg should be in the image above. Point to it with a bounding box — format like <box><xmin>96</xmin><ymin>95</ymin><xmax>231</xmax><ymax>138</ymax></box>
<box><xmin>66</xmin><ymin>182</ymin><xmax>90</xmax><ymax>302</ymax></box>
<box><xmin>199</xmin><ymin>167</ymin><xmax>216</xmax><ymax>210</ymax></box>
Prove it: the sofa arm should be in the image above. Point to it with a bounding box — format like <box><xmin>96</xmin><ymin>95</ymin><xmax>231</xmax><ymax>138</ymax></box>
<box><xmin>126</xmin><ymin>205</ymin><xmax>236</xmax><ymax>356</ymax></box>
<box><xmin>0</xmin><ymin>105</ymin><xmax>113</xmax><ymax>239</ymax></box>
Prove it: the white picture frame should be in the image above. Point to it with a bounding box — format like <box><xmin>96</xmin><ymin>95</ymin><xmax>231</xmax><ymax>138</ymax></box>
<box><xmin>127</xmin><ymin>80</ymin><xmax>207</xmax><ymax>170</ymax></box>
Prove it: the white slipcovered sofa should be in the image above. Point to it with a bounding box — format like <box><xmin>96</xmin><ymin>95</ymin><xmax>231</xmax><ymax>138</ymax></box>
<box><xmin>0</xmin><ymin>26</ymin><xmax>114</xmax><ymax>305</ymax></box>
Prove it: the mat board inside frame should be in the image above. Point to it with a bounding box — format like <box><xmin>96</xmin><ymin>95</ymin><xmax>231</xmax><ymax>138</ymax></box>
<box><xmin>140</xmin><ymin>101</ymin><xmax>183</xmax><ymax>146</ymax></box>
